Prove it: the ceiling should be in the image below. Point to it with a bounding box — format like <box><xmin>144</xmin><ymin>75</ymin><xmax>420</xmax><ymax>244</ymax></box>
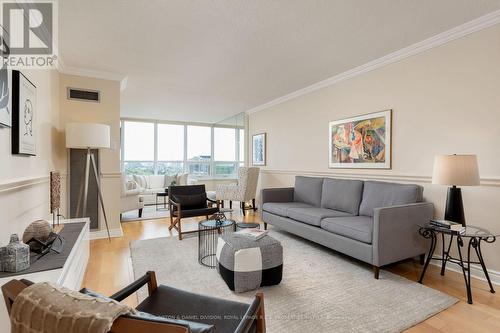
<box><xmin>59</xmin><ymin>0</ymin><xmax>500</xmax><ymax>123</ymax></box>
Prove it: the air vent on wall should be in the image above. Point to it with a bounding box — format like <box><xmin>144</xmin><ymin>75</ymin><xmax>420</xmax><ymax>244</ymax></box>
<box><xmin>67</xmin><ymin>87</ymin><xmax>100</xmax><ymax>102</ymax></box>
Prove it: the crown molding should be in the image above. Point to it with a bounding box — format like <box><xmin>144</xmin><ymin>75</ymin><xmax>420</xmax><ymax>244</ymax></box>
<box><xmin>246</xmin><ymin>9</ymin><xmax>500</xmax><ymax>115</ymax></box>
<box><xmin>57</xmin><ymin>58</ymin><xmax>128</xmax><ymax>87</ymax></box>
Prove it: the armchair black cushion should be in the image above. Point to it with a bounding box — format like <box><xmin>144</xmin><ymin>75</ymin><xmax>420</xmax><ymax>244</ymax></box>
<box><xmin>136</xmin><ymin>285</ymin><xmax>256</xmax><ymax>333</ymax></box>
<box><xmin>171</xmin><ymin>193</ymin><xmax>208</xmax><ymax>210</ymax></box>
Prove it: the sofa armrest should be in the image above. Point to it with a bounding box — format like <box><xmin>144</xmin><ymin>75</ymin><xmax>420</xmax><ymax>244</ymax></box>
<box><xmin>261</xmin><ymin>187</ymin><xmax>294</xmax><ymax>204</ymax></box>
<box><xmin>372</xmin><ymin>202</ymin><xmax>434</xmax><ymax>267</ymax></box>
<box><xmin>124</xmin><ymin>188</ymin><xmax>141</xmax><ymax>197</ymax></box>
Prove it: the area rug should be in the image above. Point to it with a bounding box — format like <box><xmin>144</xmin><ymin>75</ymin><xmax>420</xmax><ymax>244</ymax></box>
<box><xmin>130</xmin><ymin>229</ymin><xmax>457</xmax><ymax>333</ymax></box>
<box><xmin>121</xmin><ymin>206</ymin><xmax>169</xmax><ymax>222</ymax></box>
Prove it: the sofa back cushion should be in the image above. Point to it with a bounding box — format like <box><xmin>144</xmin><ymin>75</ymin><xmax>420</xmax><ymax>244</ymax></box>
<box><xmin>321</xmin><ymin>178</ymin><xmax>364</xmax><ymax>215</ymax></box>
<box><xmin>359</xmin><ymin>181</ymin><xmax>424</xmax><ymax>216</ymax></box>
<box><xmin>133</xmin><ymin>175</ymin><xmax>147</xmax><ymax>189</ymax></box>
<box><xmin>294</xmin><ymin>176</ymin><xmax>323</xmax><ymax>207</ymax></box>
<box><xmin>148</xmin><ymin>175</ymin><xmax>165</xmax><ymax>189</ymax></box>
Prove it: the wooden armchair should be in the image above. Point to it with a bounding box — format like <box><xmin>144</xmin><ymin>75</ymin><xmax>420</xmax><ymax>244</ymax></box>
<box><xmin>2</xmin><ymin>271</ymin><xmax>266</xmax><ymax>333</ymax></box>
<box><xmin>168</xmin><ymin>185</ymin><xmax>220</xmax><ymax>240</ymax></box>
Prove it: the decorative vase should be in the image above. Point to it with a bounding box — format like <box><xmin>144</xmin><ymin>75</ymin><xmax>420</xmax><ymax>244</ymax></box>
<box><xmin>0</xmin><ymin>234</ymin><xmax>30</xmax><ymax>272</ymax></box>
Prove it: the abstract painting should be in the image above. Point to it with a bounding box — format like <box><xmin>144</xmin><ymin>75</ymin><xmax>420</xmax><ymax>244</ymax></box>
<box><xmin>252</xmin><ymin>133</ymin><xmax>266</xmax><ymax>166</ymax></box>
<box><xmin>12</xmin><ymin>71</ymin><xmax>37</xmax><ymax>155</ymax></box>
<box><xmin>329</xmin><ymin>110</ymin><xmax>392</xmax><ymax>169</ymax></box>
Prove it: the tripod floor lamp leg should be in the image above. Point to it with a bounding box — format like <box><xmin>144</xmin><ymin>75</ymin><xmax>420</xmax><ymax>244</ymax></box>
<box><xmin>82</xmin><ymin>150</ymin><xmax>91</xmax><ymax>218</ymax></box>
<box><xmin>90</xmin><ymin>153</ymin><xmax>111</xmax><ymax>241</ymax></box>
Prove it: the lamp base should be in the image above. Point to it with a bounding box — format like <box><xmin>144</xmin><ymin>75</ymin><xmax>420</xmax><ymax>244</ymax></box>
<box><xmin>444</xmin><ymin>186</ymin><xmax>466</xmax><ymax>226</ymax></box>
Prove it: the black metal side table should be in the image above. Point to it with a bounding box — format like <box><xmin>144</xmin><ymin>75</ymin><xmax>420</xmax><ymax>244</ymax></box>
<box><xmin>198</xmin><ymin>217</ymin><xmax>236</xmax><ymax>268</ymax></box>
<box><xmin>418</xmin><ymin>223</ymin><xmax>498</xmax><ymax>304</ymax></box>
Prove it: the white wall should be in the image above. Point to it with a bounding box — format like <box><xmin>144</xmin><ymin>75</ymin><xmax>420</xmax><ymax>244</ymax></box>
<box><xmin>0</xmin><ymin>69</ymin><xmax>62</xmax><ymax>245</ymax></box>
<box><xmin>249</xmin><ymin>25</ymin><xmax>500</xmax><ymax>274</ymax></box>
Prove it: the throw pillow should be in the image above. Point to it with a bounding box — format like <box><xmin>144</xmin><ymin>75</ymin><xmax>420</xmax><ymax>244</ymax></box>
<box><xmin>177</xmin><ymin>173</ymin><xmax>189</xmax><ymax>185</ymax></box>
<box><xmin>164</xmin><ymin>174</ymin><xmax>178</xmax><ymax>187</ymax></box>
<box><xmin>133</xmin><ymin>175</ymin><xmax>147</xmax><ymax>189</ymax></box>
<box><xmin>172</xmin><ymin>193</ymin><xmax>207</xmax><ymax>210</ymax></box>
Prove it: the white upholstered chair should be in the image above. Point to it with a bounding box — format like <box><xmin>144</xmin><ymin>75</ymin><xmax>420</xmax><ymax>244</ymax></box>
<box><xmin>120</xmin><ymin>175</ymin><xmax>144</xmax><ymax>218</ymax></box>
<box><xmin>215</xmin><ymin>167</ymin><xmax>260</xmax><ymax>216</ymax></box>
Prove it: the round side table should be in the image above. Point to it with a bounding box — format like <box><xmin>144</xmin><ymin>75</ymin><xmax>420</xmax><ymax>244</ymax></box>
<box><xmin>198</xmin><ymin>219</ymin><xmax>235</xmax><ymax>268</ymax></box>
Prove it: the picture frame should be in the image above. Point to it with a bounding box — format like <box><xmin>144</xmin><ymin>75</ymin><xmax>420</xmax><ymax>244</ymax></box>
<box><xmin>252</xmin><ymin>133</ymin><xmax>266</xmax><ymax>166</ymax></box>
<box><xmin>12</xmin><ymin>70</ymin><xmax>37</xmax><ymax>156</ymax></box>
<box><xmin>0</xmin><ymin>69</ymin><xmax>12</xmax><ymax>128</ymax></box>
<box><xmin>329</xmin><ymin>110</ymin><xmax>392</xmax><ymax>169</ymax></box>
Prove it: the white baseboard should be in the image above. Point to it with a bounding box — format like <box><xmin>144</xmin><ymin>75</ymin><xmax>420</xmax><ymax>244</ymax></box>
<box><xmin>90</xmin><ymin>227</ymin><xmax>123</xmax><ymax>240</ymax></box>
<box><xmin>430</xmin><ymin>261</ymin><xmax>500</xmax><ymax>287</ymax></box>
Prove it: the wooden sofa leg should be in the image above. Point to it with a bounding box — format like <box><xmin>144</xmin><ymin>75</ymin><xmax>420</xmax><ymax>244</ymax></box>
<box><xmin>229</xmin><ymin>201</ymin><xmax>232</xmax><ymax>209</ymax></box>
<box><xmin>419</xmin><ymin>253</ymin><xmax>425</xmax><ymax>265</ymax></box>
<box><xmin>138</xmin><ymin>208</ymin><xmax>143</xmax><ymax>218</ymax></box>
<box><xmin>264</xmin><ymin>222</ymin><xmax>267</xmax><ymax>230</ymax></box>
<box><xmin>252</xmin><ymin>198</ymin><xmax>256</xmax><ymax>211</ymax></box>
<box><xmin>373</xmin><ymin>266</ymin><xmax>380</xmax><ymax>279</ymax></box>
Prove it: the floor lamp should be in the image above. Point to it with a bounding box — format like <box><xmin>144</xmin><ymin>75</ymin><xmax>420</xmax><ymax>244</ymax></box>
<box><xmin>66</xmin><ymin>123</ymin><xmax>112</xmax><ymax>240</ymax></box>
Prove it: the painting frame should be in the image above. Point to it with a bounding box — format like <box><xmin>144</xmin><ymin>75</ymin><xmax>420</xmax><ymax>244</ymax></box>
<box><xmin>329</xmin><ymin>110</ymin><xmax>392</xmax><ymax>169</ymax></box>
<box><xmin>0</xmin><ymin>69</ymin><xmax>12</xmax><ymax>128</ymax></box>
<box><xmin>252</xmin><ymin>133</ymin><xmax>266</xmax><ymax>166</ymax></box>
<box><xmin>12</xmin><ymin>70</ymin><xmax>37</xmax><ymax>156</ymax></box>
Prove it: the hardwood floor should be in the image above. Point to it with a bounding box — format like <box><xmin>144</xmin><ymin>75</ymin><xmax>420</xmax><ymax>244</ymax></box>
<box><xmin>82</xmin><ymin>210</ymin><xmax>500</xmax><ymax>331</ymax></box>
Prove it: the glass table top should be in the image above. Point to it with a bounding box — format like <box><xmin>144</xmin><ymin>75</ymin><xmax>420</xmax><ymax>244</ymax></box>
<box><xmin>200</xmin><ymin>219</ymin><xmax>235</xmax><ymax>228</ymax></box>
<box><xmin>420</xmin><ymin>223</ymin><xmax>500</xmax><ymax>238</ymax></box>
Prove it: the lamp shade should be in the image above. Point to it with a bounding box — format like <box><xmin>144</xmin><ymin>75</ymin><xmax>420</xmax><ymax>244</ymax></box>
<box><xmin>65</xmin><ymin>123</ymin><xmax>111</xmax><ymax>149</ymax></box>
<box><xmin>432</xmin><ymin>154</ymin><xmax>480</xmax><ymax>186</ymax></box>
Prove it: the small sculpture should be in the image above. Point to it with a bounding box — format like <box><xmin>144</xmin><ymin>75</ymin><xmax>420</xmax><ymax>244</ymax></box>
<box><xmin>23</xmin><ymin>220</ymin><xmax>53</xmax><ymax>252</ymax></box>
<box><xmin>0</xmin><ymin>234</ymin><xmax>30</xmax><ymax>272</ymax></box>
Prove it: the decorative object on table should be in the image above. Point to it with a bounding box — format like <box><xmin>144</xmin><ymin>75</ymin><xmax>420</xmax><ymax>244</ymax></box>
<box><xmin>22</xmin><ymin>219</ymin><xmax>53</xmax><ymax>252</ymax></box>
<box><xmin>432</xmin><ymin>154</ymin><xmax>480</xmax><ymax>226</ymax></box>
<box><xmin>234</xmin><ymin>228</ymin><xmax>268</xmax><ymax>240</ymax></box>
<box><xmin>11</xmin><ymin>70</ymin><xmax>36</xmax><ymax>155</ymax></box>
<box><xmin>0</xmin><ymin>234</ymin><xmax>30</xmax><ymax>272</ymax></box>
<box><xmin>50</xmin><ymin>171</ymin><xmax>62</xmax><ymax>227</ymax></box>
<box><xmin>0</xmin><ymin>68</ymin><xmax>12</xmax><ymax>128</ymax></box>
<box><xmin>66</xmin><ymin>122</ymin><xmax>112</xmax><ymax>240</ymax></box>
<box><xmin>329</xmin><ymin>109</ymin><xmax>392</xmax><ymax>169</ymax></box>
<box><xmin>418</xmin><ymin>223</ymin><xmax>497</xmax><ymax>304</ymax></box>
<box><xmin>26</xmin><ymin>232</ymin><xmax>66</xmax><ymax>259</ymax></box>
<box><xmin>217</xmin><ymin>233</ymin><xmax>283</xmax><ymax>293</ymax></box>
<box><xmin>252</xmin><ymin>133</ymin><xmax>266</xmax><ymax>166</ymax></box>
<box><xmin>236</xmin><ymin>222</ymin><xmax>261</xmax><ymax>231</ymax></box>
<box><xmin>198</xmin><ymin>219</ymin><xmax>235</xmax><ymax>268</ymax></box>
<box><xmin>429</xmin><ymin>219</ymin><xmax>465</xmax><ymax>233</ymax></box>
<box><xmin>216</xmin><ymin>167</ymin><xmax>260</xmax><ymax>216</ymax></box>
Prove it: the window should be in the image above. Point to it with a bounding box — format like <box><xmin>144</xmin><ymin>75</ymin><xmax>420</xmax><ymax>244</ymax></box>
<box><xmin>123</xmin><ymin>121</ymin><xmax>155</xmax><ymax>175</ymax></box>
<box><xmin>121</xmin><ymin>120</ymin><xmax>245</xmax><ymax>178</ymax></box>
<box><xmin>187</xmin><ymin>125</ymin><xmax>211</xmax><ymax>177</ymax></box>
<box><xmin>157</xmin><ymin>124</ymin><xmax>184</xmax><ymax>175</ymax></box>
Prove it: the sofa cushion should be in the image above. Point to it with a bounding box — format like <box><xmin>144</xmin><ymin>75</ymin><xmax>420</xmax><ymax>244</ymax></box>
<box><xmin>164</xmin><ymin>174</ymin><xmax>178</xmax><ymax>187</ymax></box>
<box><xmin>287</xmin><ymin>207</ymin><xmax>353</xmax><ymax>227</ymax></box>
<box><xmin>148</xmin><ymin>175</ymin><xmax>166</xmax><ymax>189</ymax></box>
<box><xmin>133</xmin><ymin>175</ymin><xmax>147</xmax><ymax>189</ymax></box>
<box><xmin>321</xmin><ymin>178</ymin><xmax>364</xmax><ymax>215</ymax></box>
<box><xmin>262</xmin><ymin>202</ymin><xmax>312</xmax><ymax>217</ymax></box>
<box><xmin>359</xmin><ymin>181</ymin><xmax>423</xmax><ymax>217</ymax></box>
<box><xmin>294</xmin><ymin>176</ymin><xmax>323</xmax><ymax>207</ymax></box>
<box><xmin>321</xmin><ymin>216</ymin><xmax>373</xmax><ymax>244</ymax></box>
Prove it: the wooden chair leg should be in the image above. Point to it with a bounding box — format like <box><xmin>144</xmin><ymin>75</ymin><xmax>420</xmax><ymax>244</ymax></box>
<box><xmin>252</xmin><ymin>198</ymin><xmax>256</xmax><ymax>211</ymax></box>
<box><xmin>419</xmin><ymin>253</ymin><xmax>425</xmax><ymax>265</ymax></box>
<box><xmin>138</xmin><ymin>208</ymin><xmax>143</xmax><ymax>218</ymax></box>
<box><xmin>229</xmin><ymin>201</ymin><xmax>232</xmax><ymax>209</ymax></box>
<box><xmin>256</xmin><ymin>292</ymin><xmax>266</xmax><ymax>333</ymax></box>
<box><xmin>178</xmin><ymin>219</ymin><xmax>183</xmax><ymax>240</ymax></box>
<box><xmin>264</xmin><ymin>222</ymin><xmax>267</xmax><ymax>230</ymax></box>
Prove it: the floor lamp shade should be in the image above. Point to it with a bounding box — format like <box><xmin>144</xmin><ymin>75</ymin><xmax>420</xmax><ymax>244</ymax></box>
<box><xmin>432</xmin><ymin>154</ymin><xmax>480</xmax><ymax>226</ymax></box>
<box><xmin>66</xmin><ymin>123</ymin><xmax>110</xmax><ymax>149</ymax></box>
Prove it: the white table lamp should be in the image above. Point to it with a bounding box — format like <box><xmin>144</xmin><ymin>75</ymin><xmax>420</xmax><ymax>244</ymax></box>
<box><xmin>66</xmin><ymin>122</ymin><xmax>111</xmax><ymax>240</ymax></box>
<box><xmin>432</xmin><ymin>154</ymin><xmax>480</xmax><ymax>226</ymax></box>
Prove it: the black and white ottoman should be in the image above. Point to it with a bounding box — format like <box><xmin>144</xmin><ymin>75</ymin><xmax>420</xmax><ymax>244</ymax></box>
<box><xmin>216</xmin><ymin>234</ymin><xmax>283</xmax><ymax>293</ymax></box>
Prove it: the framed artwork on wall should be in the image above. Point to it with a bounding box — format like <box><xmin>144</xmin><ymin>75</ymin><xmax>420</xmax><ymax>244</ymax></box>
<box><xmin>329</xmin><ymin>109</ymin><xmax>392</xmax><ymax>169</ymax></box>
<box><xmin>12</xmin><ymin>70</ymin><xmax>37</xmax><ymax>156</ymax></box>
<box><xmin>0</xmin><ymin>69</ymin><xmax>12</xmax><ymax>127</ymax></box>
<box><xmin>252</xmin><ymin>133</ymin><xmax>266</xmax><ymax>166</ymax></box>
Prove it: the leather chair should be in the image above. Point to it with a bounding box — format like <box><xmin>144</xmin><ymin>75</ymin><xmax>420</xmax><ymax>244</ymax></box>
<box><xmin>2</xmin><ymin>271</ymin><xmax>266</xmax><ymax>333</ymax></box>
<box><xmin>169</xmin><ymin>185</ymin><xmax>219</xmax><ymax>240</ymax></box>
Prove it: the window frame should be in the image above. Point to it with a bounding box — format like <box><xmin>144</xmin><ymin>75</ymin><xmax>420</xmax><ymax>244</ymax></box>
<box><xmin>121</xmin><ymin>119</ymin><xmax>245</xmax><ymax>179</ymax></box>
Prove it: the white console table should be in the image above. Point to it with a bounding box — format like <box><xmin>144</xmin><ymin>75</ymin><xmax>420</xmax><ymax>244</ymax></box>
<box><xmin>0</xmin><ymin>218</ymin><xmax>90</xmax><ymax>333</ymax></box>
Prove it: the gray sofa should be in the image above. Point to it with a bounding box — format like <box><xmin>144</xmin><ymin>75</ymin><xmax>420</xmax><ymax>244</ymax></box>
<box><xmin>261</xmin><ymin>176</ymin><xmax>434</xmax><ymax>279</ymax></box>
